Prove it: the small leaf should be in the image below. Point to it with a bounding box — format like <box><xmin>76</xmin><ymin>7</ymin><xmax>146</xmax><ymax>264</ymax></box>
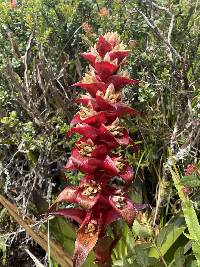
<box><xmin>132</xmin><ymin>220</ymin><xmax>152</xmax><ymax>239</ymax></box>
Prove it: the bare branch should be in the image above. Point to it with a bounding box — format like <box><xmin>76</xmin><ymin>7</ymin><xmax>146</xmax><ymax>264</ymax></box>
<box><xmin>136</xmin><ymin>7</ymin><xmax>181</xmax><ymax>61</ymax></box>
<box><xmin>23</xmin><ymin>30</ymin><xmax>35</xmax><ymax>92</ymax></box>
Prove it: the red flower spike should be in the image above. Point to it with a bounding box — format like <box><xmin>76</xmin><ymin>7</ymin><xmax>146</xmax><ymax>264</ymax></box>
<box><xmin>50</xmin><ymin>32</ymin><xmax>144</xmax><ymax>267</ymax></box>
<box><xmin>70</xmin><ymin>111</ymin><xmax>108</xmax><ymax>127</ymax></box>
<box><xmin>103</xmin><ymin>208</ymin><xmax>121</xmax><ymax>227</ymax></box>
<box><xmin>73</xmin><ymin>82</ymin><xmax>106</xmax><ymax>97</ymax></box>
<box><xmin>76</xmin><ymin>96</ymin><xmax>100</xmax><ymax>111</ymax></box>
<box><xmin>48</xmin><ymin>182</ymin><xmax>102</xmax><ymax>211</ymax></box>
<box><xmin>95</xmin><ymin>61</ymin><xmax>118</xmax><ymax>80</ymax></box>
<box><xmin>48</xmin><ymin>186</ymin><xmax>78</xmax><ymax>212</ymax></box>
<box><xmin>99</xmin><ymin>123</ymin><xmax>132</xmax><ymax>146</ymax></box>
<box><xmin>114</xmin><ymin>130</ymin><xmax>132</xmax><ymax>146</ymax></box>
<box><xmin>70</xmin><ymin>123</ymin><xmax>100</xmax><ymax>139</ymax></box>
<box><xmin>11</xmin><ymin>0</ymin><xmax>17</xmax><ymax>8</ymax></box>
<box><xmin>65</xmin><ymin>148</ymin><xmax>103</xmax><ymax>174</ymax></box>
<box><xmin>76</xmin><ymin>137</ymin><xmax>109</xmax><ymax>158</ymax></box>
<box><xmin>106</xmin><ymin>75</ymin><xmax>139</xmax><ymax>90</ymax></box>
<box><xmin>109</xmin><ymin>195</ymin><xmax>137</xmax><ymax>227</ymax></box>
<box><xmin>97</xmin><ymin>35</ymin><xmax>112</xmax><ymax>58</ymax></box>
<box><xmin>50</xmin><ymin>208</ymin><xmax>87</xmax><ymax>225</ymax></box>
<box><xmin>81</xmin><ymin>52</ymin><xmax>96</xmax><ymax>67</ymax></box>
<box><xmin>76</xmin><ymin>191</ymin><xmax>101</xmax><ymax>210</ymax></box>
<box><xmin>95</xmin><ymin>94</ymin><xmax>115</xmax><ymax>111</ymax></box>
<box><xmin>103</xmin><ymin>156</ymin><xmax>133</xmax><ymax>183</ymax></box>
<box><xmin>76</xmin><ymin>178</ymin><xmax>103</xmax><ymax>209</ymax></box>
<box><xmin>103</xmin><ymin>155</ymin><xmax>119</xmax><ymax>175</ymax></box>
<box><xmin>115</xmin><ymin>102</ymin><xmax>140</xmax><ymax>117</ymax></box>
<box><xmin>109</xmin><ymin>50</ymin><xmax>130</xmax><ymax>63</ymax></box>
<box><xmin>120</xmin><ymin>163</ymin><xmax>134</xmax><ymax>185</ymax></box>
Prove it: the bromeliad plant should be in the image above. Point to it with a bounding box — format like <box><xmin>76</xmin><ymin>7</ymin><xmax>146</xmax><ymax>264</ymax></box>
<box><xmin>49</xmin><ymin>32</ymin><xmax>140</xmax><ymax>267</ymax></box>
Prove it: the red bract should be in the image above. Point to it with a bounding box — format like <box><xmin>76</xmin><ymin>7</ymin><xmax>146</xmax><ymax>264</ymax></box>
<box><xmin>65</xmin><ymin>148</ymin><xmax>103</xmax><ymax>173</ymax></box>
<box><xmin>49</xmin><ymin>32</ymin><xmax>142</xmax><ymax>267</ymax></box>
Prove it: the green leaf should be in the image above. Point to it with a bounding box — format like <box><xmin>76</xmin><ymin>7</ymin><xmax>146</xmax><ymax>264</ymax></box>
<box><xmin>49</xmin><ymin>216</ymin><xmax>75</xmax><ymax>256</ymax></box>
<box><xmin>168</xmin><ymin>152</ymin><xmax>200</xmax><ymax>265</ymax></box>
<box><xmin>180</xmin><ymin>175</ymin><xmax>200</xmax><ymax>188</ymax></box>
<box><xmin>132</xmin><ymin>220</ymin><xmax>152</xmax><ymax>239</ymax></box>
<box><xmin>0</xmin><ymin>237</ymin><xmax>7</xmax><ymax>265</ymax></box>
<box><xmin>173</xmin><ymin>247</ymin><xmax>185</xmax><ymax>267</ymax></box>
<box><xmin>185</xmin><ymin>255</ymin><xmax>198</xmax><ymax>267</ymax></box>
<box><xmin>149</xmin><ymin>215</ymin><xmax>186</xmax><ymax>259</ymax></box>
<box><xmin>135</xmin><ymin>244</ymin><xmax>154</xmax><ymax>267</ymax></box>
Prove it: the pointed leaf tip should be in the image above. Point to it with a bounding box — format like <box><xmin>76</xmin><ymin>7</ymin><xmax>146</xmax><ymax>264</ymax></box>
<box><xmin>73</xmin><ymin>224</ymin><xmax>99</xmax><ymax>267</ymax></box>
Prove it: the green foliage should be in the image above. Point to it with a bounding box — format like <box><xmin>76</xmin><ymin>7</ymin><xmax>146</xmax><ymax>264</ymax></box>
<box><xmin>0</xmin><ymin>237</ymin><xmax>6</xmax><ymax>266</ymax></box>
<box><xmin>180</xmin><ymin>175</ymin><xmax>200</xmax><ymax>188</ymax></box>
<box><xmin>169</xmin><ymin>153</ymin><xmax>200</xmax><ymax>265</ymax></box>
<box><xmin>112</xmin><ymin>214</ymin><xmax>197</xmax><ymax>267</ymax></box>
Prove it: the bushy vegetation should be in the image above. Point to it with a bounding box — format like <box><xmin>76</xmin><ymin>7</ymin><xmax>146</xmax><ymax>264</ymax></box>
<box><xmin>0</xmin><ymin>0</ymin><xmax>199</xmax><ymax>266</ymax></box>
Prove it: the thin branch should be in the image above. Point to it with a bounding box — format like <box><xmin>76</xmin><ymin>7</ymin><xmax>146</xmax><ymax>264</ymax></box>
<box><xmin>0</xmin><ymin>217</ymin><xmax>54</xmax><ymax>238</ymax></box>
<box><xmin>136</xmin><ymin>8</ymin><xmax>181</xmax><ymax>61</ymax></box>
<box><xmin>24</xmin><ymin>30</ymin><xmax>35</xmax><ymax>92</ymax></box>
<box><xmin>149</xmin><ymin>0</ymin><xmax>172</xmax><ymax>16</ymax></box>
